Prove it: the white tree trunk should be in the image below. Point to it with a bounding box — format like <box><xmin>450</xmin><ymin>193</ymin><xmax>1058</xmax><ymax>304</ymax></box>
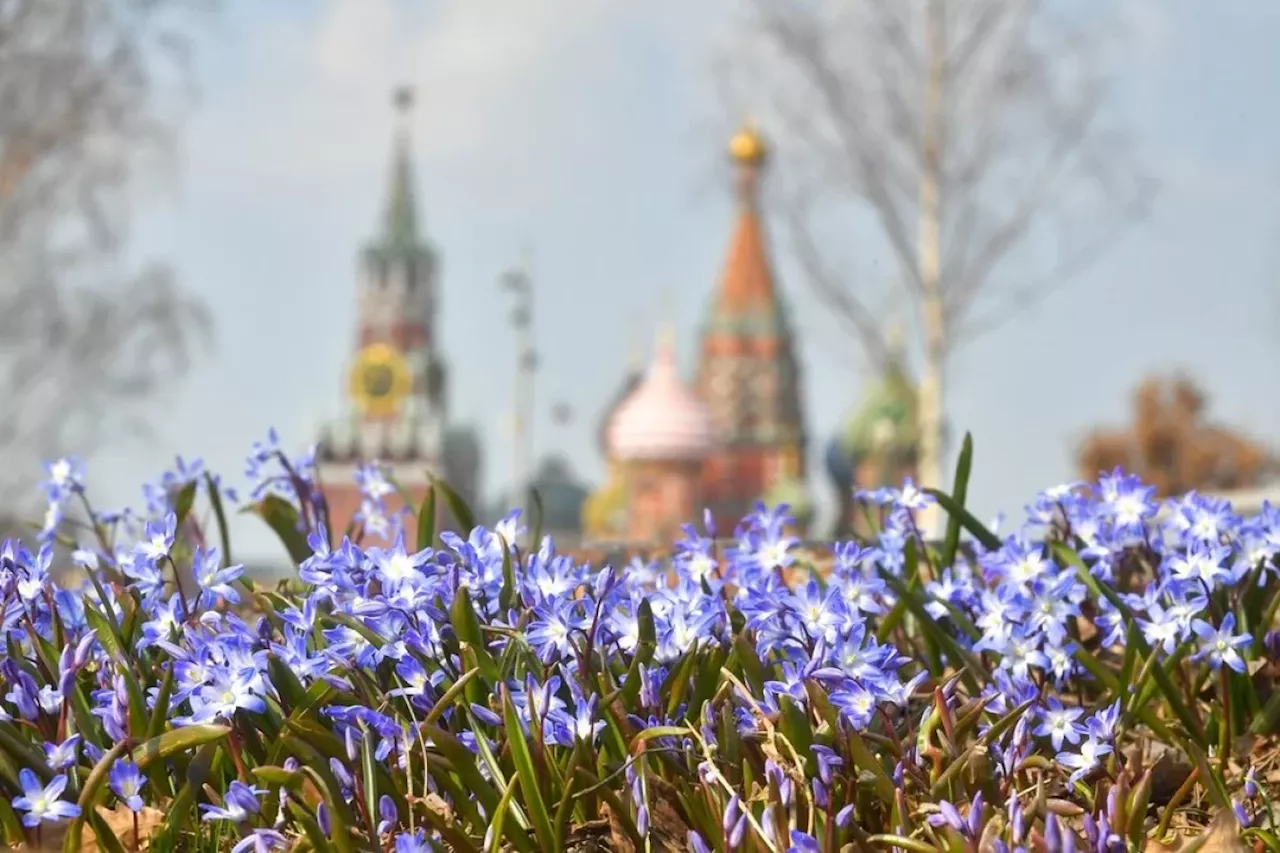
<box><xmin>916</xmin><ymin>0</ymin><xmax>947</xmax><ymax>538</ymax></box>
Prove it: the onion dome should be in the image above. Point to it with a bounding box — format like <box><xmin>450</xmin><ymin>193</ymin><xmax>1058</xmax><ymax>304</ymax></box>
<box><xmin>597</xmin><ymin>359</ymin><xmax>645</xmax><ymax>456</ymax></box>
<box><xmin>841</xmin><ymin>321</ymin><xmax>919</xmax><ymax>459</ymax></box>
<box><xmin>608</xmin><ymin>326</ymin><xmax>716</xmax><ymax>462</ymax></box>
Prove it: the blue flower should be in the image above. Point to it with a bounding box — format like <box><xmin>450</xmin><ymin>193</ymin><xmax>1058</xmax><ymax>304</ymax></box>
<box><xmin>1034</xmin><ymin>698</ymin><xmax>1085</xmax><ymax>752</ymax></box>
<box><xmin>44</xmin><ymin>735</ymin><xmax>81</xmax><ymax>771</ymax></box>
<box><xmin>1056</xmin><ymin>733</ymin><xmax>1113</xmax><ymax>784</ymax></box>
<box><xmin>395</xmin><ymin>830</ymin><xmax>432</xmax><ymax>853</ymax></box>
<box><xmin>12</xmin><ymin>769</ymin><xmax>80</xmax><ymax>826</ymax></box>
<box><xmin>192</xmin><ymin>547</ymin><xmax>245</xmax><ymax>607</ymax></box>
<box><xmin>108</xmin><ymin>759</ymin><xmax>146</xmax><ymax>811</ymax></box>
<box><xmin>1191</xmin><ymin>613</ymin><xmax>1251</xmax><ymax>673</ymax></box>
<box><xmin>200</xmin><ymin>780</ymin><xmax>264</xmax><ymax>822</ymax></box>
<box><xmin>231</xmin><ymin>829</ymin><xmax>289</xmax><ymax>853</ymax></box>
<box><xmin>548</xmin><ymin>693</ymin><xmax>606</xmax><ymax>746</ymax></box>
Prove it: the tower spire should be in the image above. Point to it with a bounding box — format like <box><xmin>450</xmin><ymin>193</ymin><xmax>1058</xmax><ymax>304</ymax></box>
<box><xmin>729</xmin><ymin>118</ymin><xmax>768</xmax><ymax>210</ymax></box>
<box><xmin>382</xmin><ymin>85</ymin><xmax>419</xmax><ymax>251</ymax></box>
<box><xmin>710</xmin><ymin>119</ymin><xmax>778</xmax><ymax>316</ymax></box>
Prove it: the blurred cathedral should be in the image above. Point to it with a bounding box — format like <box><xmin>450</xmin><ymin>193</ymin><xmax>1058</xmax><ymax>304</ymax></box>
<box><xmin>577</xmin><ymin>122</ymin><xmax>926</xmax><ymax>545</ymax></box>
<box><xmin>315</xmin><ymin>89</ymin><xmax>483</xmax><ymax>542</ymax></box>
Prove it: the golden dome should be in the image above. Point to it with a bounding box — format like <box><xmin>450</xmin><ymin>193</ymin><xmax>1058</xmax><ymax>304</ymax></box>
<box><xmin>729</xmin><ymin>120</ymin><xmax>768</xmax><ymax>164</ymax></box>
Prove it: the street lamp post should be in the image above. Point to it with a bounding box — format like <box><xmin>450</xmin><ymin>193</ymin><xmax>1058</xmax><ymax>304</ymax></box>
<box><xmin>502</xmin><ymin>264</ymin><xmax>536</xmax><ymax>511</ymax></box>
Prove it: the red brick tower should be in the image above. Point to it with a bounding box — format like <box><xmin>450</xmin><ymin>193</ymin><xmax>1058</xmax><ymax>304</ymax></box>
<box><xmin>696</xmin><ymin>122</ymin><xmax>809</xmax><ymax>533</ymax></box>
<box><xmin>316</xmin><ymin>87</ymin><xmax>467</xmax><ymax>543</ymax></box>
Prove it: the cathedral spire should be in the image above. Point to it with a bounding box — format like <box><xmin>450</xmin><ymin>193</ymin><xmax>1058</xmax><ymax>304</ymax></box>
<box><xmin>380</xmin><ymin>85</ymin><xmax>420</xmax><ymax>253</ymax></box>
<box><xmin>729</xmin><ymin>118</ymin><xmax>768</xmax><ymax>210</ymax></box>
<box><xmin>711</xmin><ymin>119</ymin><xmax>779</xmax><ymax>319</ymax></box>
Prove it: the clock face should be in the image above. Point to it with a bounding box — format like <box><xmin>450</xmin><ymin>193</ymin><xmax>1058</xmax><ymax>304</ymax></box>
<box><xmin>361</xmin><ymin>363</ymin><xmax>395</xmax><ymax>398</ymax></box>
<box><xmin>350</xmin><ymin>343</ymin><xmax>412</xmax><ymax>417</ymax></box>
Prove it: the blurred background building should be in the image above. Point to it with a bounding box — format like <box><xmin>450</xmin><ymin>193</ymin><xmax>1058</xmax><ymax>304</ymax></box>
<box><xmin>316</xmin><ymin>91</ymin><xmax>482</xmax><ymax>543</ymax></box>
<box><xmin>8</xmin><ymin>2</ymin><xmax>1280</xmax><ymax>567</ymax></box>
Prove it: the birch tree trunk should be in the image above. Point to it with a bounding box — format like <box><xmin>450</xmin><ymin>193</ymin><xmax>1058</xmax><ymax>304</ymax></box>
<box><xmin>916</xmin><ymin>0</ymin><xmax>947</xmax><ymax>536</ymax></box>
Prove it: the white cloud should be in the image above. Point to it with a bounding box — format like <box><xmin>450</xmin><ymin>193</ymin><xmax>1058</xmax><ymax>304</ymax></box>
<box><xmin>194</xmin><ymin>0</ymin><xmax>726</xmax><ymax>208</ymax></box>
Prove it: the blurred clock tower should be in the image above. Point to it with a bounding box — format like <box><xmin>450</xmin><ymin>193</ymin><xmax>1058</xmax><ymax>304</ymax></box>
<box><xmin>317</xmin><ymin>87</ymin><xmax>482</xmax><ymax>543</ymax></box>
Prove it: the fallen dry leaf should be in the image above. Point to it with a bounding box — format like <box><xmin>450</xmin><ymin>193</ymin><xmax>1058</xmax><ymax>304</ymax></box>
<box><xmin>83</xmin><ymin>804</ymin><xmax>166</xmax><ymax>852</ymax></box>
<box><xmin>21</xmin><ymin>804</ymin><xmax>166</xmax><ymax>853</ymax></box>
<box><xmin>1195</xmin><ymin>809</ymin><xmax>1249</xmax><ymax>853</ymax></box>
<box><xmin>1145</xmin><ymin>808</ymin><xmax>1248</xmax><ymax>853</ymax></box>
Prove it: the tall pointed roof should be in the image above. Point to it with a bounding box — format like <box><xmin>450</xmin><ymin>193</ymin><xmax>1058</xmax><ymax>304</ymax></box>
<box><xmin>711</xmin><ymin>121</ymin><xmax>781</xmax><ymax>323</ymax></box>
<box><xmin>366</xmin><ymin>86</ymin><xmax>426</xmax><ymax>261</ymax></box>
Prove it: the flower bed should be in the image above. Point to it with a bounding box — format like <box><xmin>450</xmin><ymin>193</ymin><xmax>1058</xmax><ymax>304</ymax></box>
<box><xmin>0</xmin><ymin>432</ymin><xmax>1277</xmax><ymax>852</ymax></box>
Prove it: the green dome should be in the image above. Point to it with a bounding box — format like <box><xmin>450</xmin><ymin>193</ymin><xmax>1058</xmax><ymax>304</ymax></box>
<box><xmin>842</xmin><ymin>361</ymin><xmax>919</xmax><ymax>458</ymax></box>
<box><xmin>762</xmin><ymin>473</ymin><xmax>814</xmax><ymax>522</ymax></box>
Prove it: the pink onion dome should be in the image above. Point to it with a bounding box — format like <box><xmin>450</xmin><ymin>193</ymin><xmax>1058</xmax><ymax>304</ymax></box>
<box><xmin>608</xmin><ymin>326</ymin><xmax>717</xmax><ymax>462</ymax></box>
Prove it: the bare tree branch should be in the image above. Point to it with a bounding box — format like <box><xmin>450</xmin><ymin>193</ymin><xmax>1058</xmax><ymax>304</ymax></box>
<box><xmin>785</xmin><ymin>191</ymin><xmax>889</xmax><ymax>370</ymax></box>
<box><xmin>0</xmin><ymin>0</ymin><xmax>216</xmax><ymax>514</ymax></box>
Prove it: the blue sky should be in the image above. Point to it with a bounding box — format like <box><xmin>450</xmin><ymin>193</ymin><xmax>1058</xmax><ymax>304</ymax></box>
<box><xmin>98</xmin><ymin>0</ymin><xmax>1278</xmax><ymax>564</ymax></box>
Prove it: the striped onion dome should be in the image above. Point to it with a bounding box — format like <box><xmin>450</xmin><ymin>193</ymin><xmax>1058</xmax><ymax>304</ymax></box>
<box><xmin>608</xmin><ymin>326</ymin><xmax>716</xmax><ymax>462</ymax></box>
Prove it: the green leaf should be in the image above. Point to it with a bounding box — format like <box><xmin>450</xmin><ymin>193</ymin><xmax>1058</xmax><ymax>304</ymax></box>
<box><xmin>149</xmin><ymin>741</ymin><xmax>220</xmax><ymax>850</ymax></box>
<box><xmin>926</xmin><ymin>486</ymin><xmax>1001</xmax><ymax>551</ymax></box>
<box><xmin>61</xmin><ymin>740</ymin><xmax>129</xmax><ymax>853</ymax></box>
<box><xmin>501</xmin><ymin>686</ymin><xmax>556</xmax><ymax>852</ymax></box>
<box><xmin>251</xmin><ymin>494</ymin><xmax>313</xmax><ymax>565</ymax></box>
<box><xmin>0</xmin><ymin>797</ymin><xmax>24</xmax><ymax>847</ymax></box>
<box><xmin>663</xmin><ymin>644</ymin><xmax>701</xmax><ymax>719</ymax></box>
<box><xmin>879</xmin><ymin>570</ymin><xmax>987</xmax><ymax>694</ymax></box>
<box><xmin>131</xmin><ymin>724</ymin><xmax>231</xmax><ymax>768</ymax></box>
<box><xmin>300</xmin><ymin>767</ymin><xmax>356</xmax><ymax>853</ymax></box>
<box><xmin>299</xmin><ymin>763</ymin><xmax>355</xmax><ymax>850</ymax></box>
<box><xmin>173</xmin><ymin>479</ymin><xmax>198</xmax><ymax>530</ymax></box>
<box><xmin>931</xmin><ymin>699</ymin><xmax>1034</xmax><ymax>797</ymax></box>
<box><xmin>528</xmin><ymin>487</ymin><xmax>545</xmax><ymax>553</ymax></box>
<box><xmin>552</xmin><ymin>741</ymin><xmax>587</xmax><ymax>850</ymax></box>
<box><xmin>486</xmin><ymin>778</ymin><xmax>521</xmax><ymax>853</ymax></box>
<box><xmin>778</xmin><ymin>695</ymin><xmax>814</xmax><ymax>757</ymax></box>
<box><xmin>939</xmin><ymin>432</ymin><xmax>974</xmax><ymax>570</ymax></box>
<box><xmin>868</xmin><ymin>834</ymin><xmax>940</xmax><ymax>853</ymax></box>
<box><xmin>451</xmin><ymin>586</ymin><xmax>500</xmax><ymax>685</ymax></box>
<box><xmin>434</xmin><ymin>476</ymin><xmax>476</xmax><ymax>534</ymax></box>
<box><xmin>145</xmin><ymin>665</ymin><xmax>175</xmax><ymax>741</ymax></box>
<box><xmin>417</xmin><ymin>482</ymin><xmax>437</xmax><ymax>550</ymax></box>
<box><xmin>360</xmin><ymin>725</ymin><xmax>379</xmax><ymax>842</ymax></box>
<box><xmin>689</xmin><ymin>642</ymin><xmax>729</xmax><ymax>717</ymax></box>
<box><xmin>424</xmin><ymin>668</ymin><xmax>481</xmax><ymax>727</ymax></box>
<box><xmin>630</xmin><ymin>725</ymin><xmax>691</xmax><ymax>747</ymax></box>
<box><xmin>204</xmin><ymin>472</ymin><xmax>235</xmax><ymax>568</ymax></box>
<box><xmin>498</xmin><ymin>536</ymin><xmax>519</xmax><ymax>613</ymax></box>
<box><xmin>253</xmin><ymin>764</ymin><xmax>305</xmax><ymax>788</ymax></box>
<box><xmin>615</xmin><ymin>599</ymin><xmax>656</xmax><ymax>706</ymax></box>
<box><xmin>421</xmin><ymin>723</ymin><xmax>502</xmax><ymax>820</ymax></box>
<box><xmin>82</xmin><ymin>599</ymin><xmax>126</xmax><ymax>663</ymax></box>
<box><xmin>285</xmin><ymin>718</ymin><xmax>348</xmax><ymax>761</ymax></box>
<box><xmin>0</xmin><ymin>723</ymin><xmax>53</xmax><ymax>780</ymax></box>
<box><xmin>268</xmin><ymin>653</ymin><xmax>309</xmax><ymax>713</ymax></box>
<box><xmin>288</xmin><ymin>800</ymin><xmax>340</xmax><ymax>853</ymax></box>
<box><xmin>1128</xmin><ymin>769</ymin><xmax>1153</xmax><ymax>847</ymax></box>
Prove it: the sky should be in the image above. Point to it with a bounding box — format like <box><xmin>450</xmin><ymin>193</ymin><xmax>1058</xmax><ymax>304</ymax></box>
<box><xmin>94</xmin><ymin>0</ymin><xmax>1280</xmax><ymax>565</ymax></box>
